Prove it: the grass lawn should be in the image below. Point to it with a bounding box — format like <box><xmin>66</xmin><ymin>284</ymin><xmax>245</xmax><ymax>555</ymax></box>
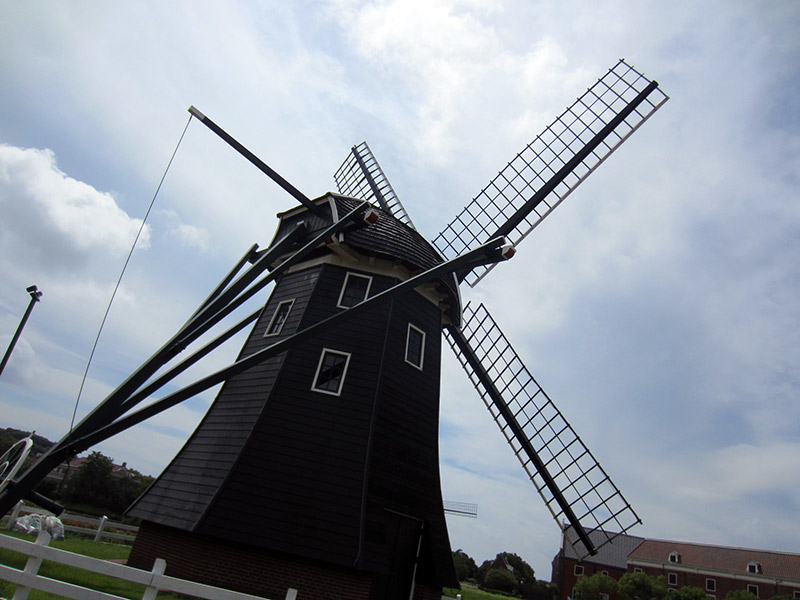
<box><xmin>0</xmin><ymin>530</ymin><xmax>186</xmax><ymax>600</ymax></box>
<box><xmin>444</xmin><ymin>583</ymin><xmax>515</xmax><ymax>600</ymax></box>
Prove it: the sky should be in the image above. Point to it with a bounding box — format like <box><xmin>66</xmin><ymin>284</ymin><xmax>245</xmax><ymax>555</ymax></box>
<box><xmin>1</xmin><ymin>0</ymin><xmax>799</xmax><ymax>582</ymax></box>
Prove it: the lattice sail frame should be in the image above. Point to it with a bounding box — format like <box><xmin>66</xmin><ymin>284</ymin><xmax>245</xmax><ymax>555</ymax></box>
<box><xmin>443</xmin><ymin>501</ymin><xmax>479</xmax><ymax>519</ymax></box>
<box><xmin>445</xmin><ymin>303</ymin><xmax>641</xmax><ymax>557</ymax></box>
<box><xmin>434</xmin><ymin>59</ymin><xmax>668</xmax><ymax>286</ymax></box>
<box><xmin>334</xmin><ymin>141</ymin><xmax>417</xmax><ymax>230</ymax></box>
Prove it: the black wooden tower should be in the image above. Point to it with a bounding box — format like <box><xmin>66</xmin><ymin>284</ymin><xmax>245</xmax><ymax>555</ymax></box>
<box><xmin>0</xmin><ymin>60</ymin><xmax>668</xmax><ymax>600</ymax></box>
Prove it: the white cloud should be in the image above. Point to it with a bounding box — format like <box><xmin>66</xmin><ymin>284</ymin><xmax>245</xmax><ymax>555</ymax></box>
<box><xmin>0</xmin><ymin>144</ymin><xmax>149</xmax><ymax>269</ymax></box>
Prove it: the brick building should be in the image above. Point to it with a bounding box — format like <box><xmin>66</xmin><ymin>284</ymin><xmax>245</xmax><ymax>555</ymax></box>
<box><xmin>551</xmin><ymin>531</ymin><xmax>800</xmax><ymax>600</ymax></box>
<box><xmin>629</xmin><ymin>539</ymin><xmax>800</xmax><ymax>600</ymax></box>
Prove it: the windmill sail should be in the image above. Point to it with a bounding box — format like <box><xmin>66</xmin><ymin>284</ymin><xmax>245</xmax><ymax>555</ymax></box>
<box><xmin>334</xmin><ymin>141</ymin><xmax>417</xmax><ymax>230</ymax></box>
<box><xmin>434</xmin><ymin>59</ymin><xmax>668</xmax><ymax>286</ymax></box>
<box><xmin>443</xmin><ymin>500</ymin><xmax>478</xmax><ymax>519</ymax></box>
<box><xmin>445</xmin><ymin>302</ymin><xmax>640</xmax><ymax>557</ymax></box>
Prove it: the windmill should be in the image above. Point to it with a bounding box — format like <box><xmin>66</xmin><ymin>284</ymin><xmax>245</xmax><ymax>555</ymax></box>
<box><xmin>0</xmin><ymin>59</ymin><xmax>667</xmax><ymax>599</ymax></box>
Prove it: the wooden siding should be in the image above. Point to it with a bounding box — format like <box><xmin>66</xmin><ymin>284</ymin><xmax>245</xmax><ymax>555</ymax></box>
<box><xmin>127</xmin><ymin>267</ymin><xmax>320</xmax><ymax>529</ymax></box>
<box><xmin>129</xmin><ymin>258</ymin><xmax>458</xmax><ymax>589</ymax></box>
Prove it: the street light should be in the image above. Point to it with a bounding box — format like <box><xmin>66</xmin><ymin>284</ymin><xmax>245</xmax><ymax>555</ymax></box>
<box><xmin>0</xmin><ymin>285</ymin><xmax>43</xmax><ymax>378</ymax></box>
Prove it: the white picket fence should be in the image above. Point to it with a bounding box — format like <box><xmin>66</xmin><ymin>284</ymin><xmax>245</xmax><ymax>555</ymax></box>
<box><xmin>0</xmin><ymin>529</ymin><xmax>298</xmax><ymax>600</ymax></box>
<box><xmin>1</xmin><ymin>501</ymin><xmax>138</xmax><ymax>543</ymax></box>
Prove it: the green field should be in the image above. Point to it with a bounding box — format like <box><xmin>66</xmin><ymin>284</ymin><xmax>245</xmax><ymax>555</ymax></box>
<box><xmin>444</xmin><ymin>583</ymin><xmax>515</xmax><ymax>600</ymax></box>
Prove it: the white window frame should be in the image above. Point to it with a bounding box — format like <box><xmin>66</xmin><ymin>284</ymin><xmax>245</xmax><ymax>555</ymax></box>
<box><xmin>574</xmin><ymin>565</ymin><xmax>584</xmax><ymax>576</ymax></box>
<box><xmin>747</xmin><ymin>585</ymin><xmax>758</xmax><ymax>598</ymax></box>
<box><xmin>669</xmin><ymin>551</ymin><xmax>681</xmax><ymax>564</ymax></box>
<box><xmin>706</xmin><ymin>579</ymin><xmax>716</xmax><ymax>592</ymax></box>
<box><xmin>337</xmin><ymin>272</ymin><xmax>373</xmax><ymax>309</ymax></box>
<box><xmin>311</xmin><ymin>348</ymin><xmax>351</xmax><ymax>396</ymax></box>
<box><xmin>668</xmin><ymin>573</ymin><xmax>677</xmax><ymax>586</ymax></box>
<box><xmin>791</xmin><ymin>591</ymin><xmax>799</xmax><ymax>600</ymax></box>
<box><xmin>405</xmin><ymin>324</ymin><xmax>425</xmax><ymax>370</ymax></box>
<box><xmin>747</xmin><ymin>562</ymin><xmax>761</xmax><ymax>574</ymax></box>
<box><xmin>264</xmin><ymin>299</ymin><xmax>295</xmax><ymax>337</ymax></box>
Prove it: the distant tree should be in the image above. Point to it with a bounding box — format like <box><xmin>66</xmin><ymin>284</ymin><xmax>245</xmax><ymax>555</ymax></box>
<box><xmin>112</xmin><ymin>465</ymin><xmax>154</xmax><ymax>512</ymax></box>
<box><xmin>61</xmin><ymin>451</ymin><xmax>152</xmax><ymax>515</ymax></box>
<box><xmin>523</xmin><ymin>579</ymin><xmax>557</xmax><ymax>600</ymax></box>
<box><xmin>504</xmin><ymin>551</ymin><xmax>535</xmax><ymax>584</ymax></box>
<box><xmin>574</xmin><ymin>573</ymin><xmax>619</xmax><ymax>600</ymax></box>
<box><xmin>0</xmin><ymin>431</ymin><xmax>16</xmax><ymax>456</ymax></box>
<box><xmin>452</xmin><ymin>549</ymin><xmax>478</xmax><ymax>581</ymax></box>
<box><xmin>672</xmin><ymin>587</ymin><xmax>708</xmax><ymax>600</ymax></box>
<box><xmin>485</xmin><ymin>568</ymin><xmax>518</xmax><ymax>594</ymax></box>
<box><xmin>63</xmin><ymin>451</ymin><xmax>116</xmax><ymax>509</ymax></box>
<box><xmin>725</xmin><ymin>592</ymin><xmax>759</xmax><ymax>600</ymax></box>
<box><xmin>477</xmin><ymin>559</ymin><xmax>493</xmax><ymax>584</ymax></box>
<box><xmin>618</xmin><ymin>572</ymin><xmax>667</xmax><ymax>600</ymax></box>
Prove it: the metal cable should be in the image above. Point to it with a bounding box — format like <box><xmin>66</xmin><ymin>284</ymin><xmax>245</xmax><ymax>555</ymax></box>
<box><xmin>68</xmin><ymin>113</ymin><xmax>194</xmax><ymax>437</ymax></box>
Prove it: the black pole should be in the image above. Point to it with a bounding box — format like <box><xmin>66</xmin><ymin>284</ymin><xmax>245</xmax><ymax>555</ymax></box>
<box><xmin>187</xmin><ymin>106</ymin><xmax>323</xmax><ymax>216</ymax></box>
<box><xmin>0</xmin><ymin>286</ymin><xmax>43</xmax><ymax>378</ymax></box>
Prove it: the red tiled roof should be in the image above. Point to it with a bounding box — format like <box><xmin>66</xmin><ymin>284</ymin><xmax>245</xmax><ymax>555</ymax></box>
<box><xmin>629</xmin><ymin>539</ymin><xmax>800</xmax><ymax>580</ymax></box>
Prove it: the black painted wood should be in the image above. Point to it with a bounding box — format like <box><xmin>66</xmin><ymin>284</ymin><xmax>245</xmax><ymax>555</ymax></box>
<box><xmin>128</xmin><ymin>201</ymin><xmax>459</xmax><ymax>590</ymax></box>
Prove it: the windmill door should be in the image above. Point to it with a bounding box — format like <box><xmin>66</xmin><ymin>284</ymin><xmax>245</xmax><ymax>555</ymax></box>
<box><xmin>371</xmin><ymin>511</ymin><xmax>423</xmax><ymax>600</ymax></box>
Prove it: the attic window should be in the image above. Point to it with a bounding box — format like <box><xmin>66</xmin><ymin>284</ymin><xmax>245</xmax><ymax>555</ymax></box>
<box><xmin>311</xmin><ymin>349</ymin><xmax>351</xmax><ymax>396</ymax></box>
<box><xmin>405</xmin><ymin>324</ymin><xmax>425</xmax><ymax>370</ymax></box>
<box><xmin>338</xmin><ymin>272</ymin><xmax>372</xmax><ymax>308</ymax></box>
<box><xmin>574</xmin><ymin>565</ymin><xmax>584</xmax><ymax>576</ymax></box>
<box><xmin>747</xmin><ymin>562</ymin><xmax>762</xmax><ymax>574</ymax></box>
<box><xmin>264</xmin><ymin>300</ymin><xmax>294</xmax><ymax>336</ymax></box>
<box><xmin>669</xmin><ymin>551</ymin><xmax>681</xmax><ymax>564</ymax></box>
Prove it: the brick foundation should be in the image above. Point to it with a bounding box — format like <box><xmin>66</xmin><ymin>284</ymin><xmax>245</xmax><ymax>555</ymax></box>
<box><xmin>128</xmin><ymin>520</ymin><xmax>442</xmax><ymax>600</ymax></box>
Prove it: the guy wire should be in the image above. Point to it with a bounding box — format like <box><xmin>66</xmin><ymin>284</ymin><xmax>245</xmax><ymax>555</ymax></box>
<box><xmin>67</xmin><ymin>113</ymin><xmax>194</xmax><ymax>441</ymax></box>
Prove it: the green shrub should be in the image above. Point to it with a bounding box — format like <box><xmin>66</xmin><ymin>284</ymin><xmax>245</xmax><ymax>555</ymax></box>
<box><xmin>484</xmin><ymin>568</ymin><xmax>517</xmax><ymax>594</ymax></box>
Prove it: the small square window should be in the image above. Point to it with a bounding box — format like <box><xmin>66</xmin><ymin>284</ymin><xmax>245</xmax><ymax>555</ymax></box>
<box><xmin>602</xmin><ymin>571</ymin><xmax>609</xmax><ymax>576</ymax></box>
<box><xmin>405</xmin><ymin>324</ymin><xmax>425</xmax><ymax>369</ymax></box>
<box><xmin>634</xmin><ymin>568</ymin><xmax>643</xmax><ymax>573</ymax></box>
<box><xmin>668</xmin><ymin>574</ymin><xmax>677</xmax><ymax>586</ymax></box>
<box><xmin>311</xmin><ymin>349</ymin><xmax>351</xmax><ymax>396</ymax></box>
<box><xmin>338</xmin><ymin>272</ymin><xmax>372</xmax><ymax>308</ymax></box>
<box><xmin>747</xmin><ymin>585</ymin><xmax>758</xmax><ymax>598</ymax></box>
<box><xmin>574</xmin><ymin>565</ymin><xmax>584</xmax><ymax>576</ymax></box>
<box><xmin>747</xmin><ymin>562</ymin><xmax>762</xmax><ymax>574</ymax></box>
<box><xmin>706</xmin><ymin>579</ymin><xmax>716</xmax><ymax>592</ymax></box>
<box><xmin>264</xmin><ymin>300</ymin><xmax>294</xmax><ymax>336</ymax></box>
<box><xmin>669</xmin><ymin>551</ymin><xmax>681</xmax><ymax>564</ymax></box>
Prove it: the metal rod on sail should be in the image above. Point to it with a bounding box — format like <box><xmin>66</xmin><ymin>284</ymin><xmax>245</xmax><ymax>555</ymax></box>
<box><xmin>188</xmin><ymin>106</ymin><xmax>323</xmax><ymax>216</ymax></box>
<box><xmin>446</xmin><ymin>323</ymin><xmax>598</xmax><ymax>556</ymax></box>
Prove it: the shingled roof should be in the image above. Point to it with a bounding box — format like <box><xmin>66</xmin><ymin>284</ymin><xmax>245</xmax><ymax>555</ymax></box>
<box><xmin>272</xmin><ymin>193</ymin><xmax>461</xmax><ymax>323</ymax></box>
<box><xmin>629</xmin><ymin>539</ymin><xmax>800</xmax><ymax>580</ymax></box>
<box><xmin>561</xmin><ymin>528</ymin><xmax>645</xmax><ymax>569</ymax></box>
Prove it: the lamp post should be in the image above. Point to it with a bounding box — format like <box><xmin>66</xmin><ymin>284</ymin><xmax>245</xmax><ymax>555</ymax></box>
<box><xmin>0</xmin><ymin>285</ymin><xmax>43</xmax><ymax>378</ymax></box>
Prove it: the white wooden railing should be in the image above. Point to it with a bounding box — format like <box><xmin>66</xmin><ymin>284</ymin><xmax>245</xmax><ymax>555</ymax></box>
<box><xmin>0</xmin><ymin>529</ymin><xmax>298</xmax><ymax>600</ymax></box>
